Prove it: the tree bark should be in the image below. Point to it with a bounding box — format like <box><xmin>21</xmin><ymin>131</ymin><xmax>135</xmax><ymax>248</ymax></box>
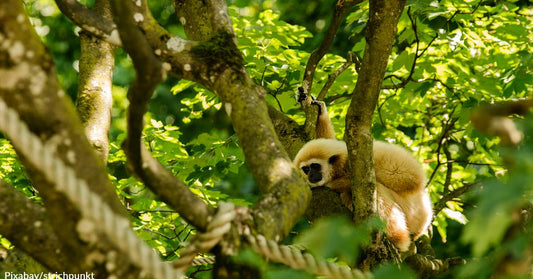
<box><xmin>0</xmin><ymin>181</ymin><xmax>67</xmax><ymax>271</ymax></box>
<box><xmin>173</xmin><ymin>0</ymin><xmax>311</xmax><ymax>241</ymax></box>
<box><xmin>345</xmin><ymin>0</ymin><xmax>406</xmax><ymax>224</ymax></box>
<box><xmin>0</xmin><ymin>1</ymin><xmax>145</xmax><ymax>276</ymax></box>
<box><xmin>76</xmin><ymin>0</ymin><xmax>115</xmax><ymax>162</ymax></box>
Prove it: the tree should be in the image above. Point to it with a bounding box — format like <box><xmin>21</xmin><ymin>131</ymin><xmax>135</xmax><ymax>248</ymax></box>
<box><xmin>0</xmin><ymin>0</ymin><xmax>532</xmax><ymax>278</ymax></box>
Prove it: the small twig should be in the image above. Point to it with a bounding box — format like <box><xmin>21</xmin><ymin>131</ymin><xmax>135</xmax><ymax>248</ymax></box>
<box><xmin>426</xmin><ymin>108</ymin><xmax>459</xmax><ymax>187</ymax></box>
<box><xmin>268</xmin><ymin>76</ymin><xmax>287</xmax><ymax>112</ymax></box>
<box><xmin>383</xmin><ymin>2</ymin><xmax>482</xmax><ymax>90</ymax></box>
<box><xmin>377</xmin><ymin>92</ymin><xmax>398</xmax><ymax>126</ymax></box>
<box><xmin>317</xmin><ymin>51</ymin><xmax>357</xmax><ymax>101</ymax></box>
<box><xmin>433</xmin><ymin>182</ymin><xmax>479</xmax><ymax>215</ymax></box>
<box><xmin>302</xmin><ymin>0</ymin><xmax>362</xmax><ymax>94</ymax></box>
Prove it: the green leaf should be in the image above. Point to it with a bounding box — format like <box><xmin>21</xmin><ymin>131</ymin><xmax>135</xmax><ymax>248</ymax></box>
<box><xmin>295</xmin><ymin>216</ymin><xmax>382</xmax><ymax>264</ymax></box>
<box><xmin>373</xmin><ymin>264</ymin><xmax>417</xmax><ymax>279</ymax></box>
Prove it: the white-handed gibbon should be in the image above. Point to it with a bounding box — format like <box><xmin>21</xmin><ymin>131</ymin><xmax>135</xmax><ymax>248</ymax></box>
<box><xmin>293</xmin><ymin>100</ymin><xmax>432</xmax><ymax>251</ymax></box>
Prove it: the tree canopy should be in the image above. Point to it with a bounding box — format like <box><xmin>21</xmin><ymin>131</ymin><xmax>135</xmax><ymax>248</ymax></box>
<box><xmin>0</xmin><ymin>0</ymin><xmax>532</xmax><ymax>278</ymax></box>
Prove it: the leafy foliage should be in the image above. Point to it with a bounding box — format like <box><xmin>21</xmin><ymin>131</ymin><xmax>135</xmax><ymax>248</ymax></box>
<box><xmin>295</xmin><ymin>216</ymin><xmax>382</xmax><ymax>264</ymax></box>
<box><xmin>2</xmin><ymin>0</ymin><xmax>532</xmax><ymax>277</ymax></box>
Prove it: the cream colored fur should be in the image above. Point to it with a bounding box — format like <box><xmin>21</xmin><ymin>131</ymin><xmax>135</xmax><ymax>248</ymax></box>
<box><xmin>294</xmin><ymin>138</ymin><xmax>432</xmax><ymax>251</ymax></box>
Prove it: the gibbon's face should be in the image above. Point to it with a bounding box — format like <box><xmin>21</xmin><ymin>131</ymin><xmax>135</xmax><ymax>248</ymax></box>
<box><xmin>297</xmin><ymin>158</ymin><xmax>333</xmax><ymax>187</ymax></box>
<box><xmin>293</xmin><ymin>138</ymin><xmax>347</xmax><ymax>188</ymax></box>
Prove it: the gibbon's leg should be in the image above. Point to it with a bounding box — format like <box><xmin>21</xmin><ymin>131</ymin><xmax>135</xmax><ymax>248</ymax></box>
<box><xmin>312</xmin><ymin>101</ymin><xmax>336</xmax><ymax>139</ymax></box>
<box><xmin>377</xmin><ymin>183</ymin><xmax>411</xmax><ymax>251</ymax></box>
<box><xmin>395</xmin><ymin>190</ymin><xmax>433</xmax><ymax>239</ymax></box>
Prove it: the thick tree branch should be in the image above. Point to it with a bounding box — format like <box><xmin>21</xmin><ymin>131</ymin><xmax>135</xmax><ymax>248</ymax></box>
<box><xmin>110</xmin><ymin>0</ymin><xmax>215</xmax><ymax>231</ymax></box>
<box><xmin>0</xmin><ymin>181</ymin><xmax>68</xmax><ymax>271</ymax></box>
<box><xmin>0</xmin><ymin>1</ymin><xmax>144</xmax><ymax>276</ymax></box>
<box><xmin>76</xmin><ymin>0</ymin><xmax>115</xmax><ymax>162</ymax></box>
<box><xmin>267</xmin><ymin>105</ymin><xmax>308</xmax><ymax>158</ymax></box>
<box><xmin>345</xmin><ymin>0</ymin><xmax>406</xmax><ymax>223</ymax></box>
<box><xmin>175</xmin><ymin>1</ymin><xmax>311</xmax><ymax>240</ymax></box>
<box><xmin>305</xmin><ymin>187</ymin><xmax>352</xmax><ymax>222</ymax></box>
<box><xmin>173</xmin><ymin>0</ymin><xmax>214</xmax><ymax>41</ymax></box>
<box><xmin>55</xmin><ymin>0</ymin><xmax>212</xmax><ymax>87</ymax></box>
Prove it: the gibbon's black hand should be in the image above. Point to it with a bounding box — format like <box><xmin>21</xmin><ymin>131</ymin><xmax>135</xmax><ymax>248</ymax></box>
<box><xmin>311</xmin><ymin>100</ymin><xmax>325</xmax><ymax>116</ymax></box>
<box><xmin>297</xmin><ymin>87</ymin><xmax>306</xmax><ymax>103</ymax></box>
<box><xmin>297</xmin><ymin>87</ymin><xmax>318</xmax><ymax>103</ymax></box>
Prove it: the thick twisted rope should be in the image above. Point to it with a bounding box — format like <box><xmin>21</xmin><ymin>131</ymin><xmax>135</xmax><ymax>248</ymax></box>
<box><xmin>0</xmin><ymin>99</ymin><xmax>180</xmax><ymax>279</ymax></box>
<box><xmin>173</xmin><ymin>202</ymin><xmax>235</xmax><ymax>271</ymax></box>
<box><xmin>245</xmin><ymin>234</ymin><xmax>371</xmax><ymax>279</ymax></box>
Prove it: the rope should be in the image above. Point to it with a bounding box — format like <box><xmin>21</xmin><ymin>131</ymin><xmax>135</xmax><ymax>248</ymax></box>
<box><xmin>173</xmin><ymin>202</ymin><xmax>235</xmax><ymax>271</ymax></box>
<box><xmin>191</xmin><ymin>256</ymin><xmax>216</xmax><ymax>266</ymax></box>
<box><xmin>245</xmin><ymin>234</ymin><xmax>371</xmax><ymax>279</ymax></box>
<box><xmin>0</xmin><ymin>99</ymin><xmax>180</xmax><ymax>279</ymax></box>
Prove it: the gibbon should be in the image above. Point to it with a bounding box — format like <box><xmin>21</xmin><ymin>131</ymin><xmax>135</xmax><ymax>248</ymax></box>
<box><xmin>293</xmin><ymin>100</ymin><xmax>432</xmax><ymax>251</ymax></box>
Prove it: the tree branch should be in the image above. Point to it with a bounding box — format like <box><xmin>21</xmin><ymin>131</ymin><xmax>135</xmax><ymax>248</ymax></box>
<box><xmin>0</xmin><ymin>181</ymin><xmax>68</xmax><ymax>271</ymax></box>
<box><xmin>76</xmin><ymin>0</ymin><xmax>115</xmax><ymax>162</ymax></box>
<box><xmin>382</xmin><ymin>2</ymin><xmax>482</xmax><ymax>90</ymax></box>
<box><xmin>317</xmin><ymin>51</ymin><xmax>358</xmax><ymax>101</ymax></box>
<box><xmin>174</xmin><ymin>1</ymin><xmax>311</xmax><ymax>240</ymax></box>
<box><xmin>300</xmin><ymin>0</ymin><xmax>363</xmax><ymax>138</ymax></box>
<box><xmin>110</xmin><ymin>0</ymin><xmax>215</xmax><ymax>231</ymax></box>
<box><xmin>302</xmin><ymin>0</ymin><xmax>363</xmax><ymax>93</ymax></box>
<box><xmin>305</xmin><ymin>187</ymin><xmax>352</xmax><ymax>222</ymax></box>
<box><xmin>54</xmin><ymin>0</ymin><xmax>121</xmax><ymax>45</ymax></box>
<box><xmin>267</xmin><ymin>105</ymin><xmax>308</xmax><ymax>158</ymax></box>
<box><xmin>345</xmin><ymin>0</ymin><xmax>407</xmax><ymax>223</ymax></box>
<box><xmin>0</xmin><ymin>2</ymin><xmax>145</xmax><ymax>276</ymax></box>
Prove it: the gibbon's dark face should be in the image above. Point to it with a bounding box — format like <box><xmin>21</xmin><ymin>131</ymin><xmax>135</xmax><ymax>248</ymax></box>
<box><xmin>297</xmin><ymin>157</ymin><xmax>334</xmax><ymax>187</ymax></box>
<box><xmin>301</xmin><ymin>163</ymin><xmax>323</xmax><ymax>184</ymax></box>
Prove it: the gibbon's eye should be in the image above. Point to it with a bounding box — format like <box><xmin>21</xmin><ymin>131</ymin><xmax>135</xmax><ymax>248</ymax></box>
<box><xmin>310</xmin><ymin>163</ymin><xmax>322</xmax><ymax>171</ymax></box>
<box><xmin>301</xmin><ymin>166</ymin><xmax>310</xmax><ymax>174</ymax></box>
<box><xmin>328</xmin><ymin>155</ymin><xmax>339</xmax><ymax>164</ymax></box>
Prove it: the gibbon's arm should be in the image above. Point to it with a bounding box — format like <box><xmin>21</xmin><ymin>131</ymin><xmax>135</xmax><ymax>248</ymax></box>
<box><xmin>296</xmin><ymin>87</ymin><xmax>336</xmax><ymax>139</ymax></box>
<box><xmin>327</xmin><ymin>176</ymin><xmax>351</xmax><ymax>192</ymax></box>
<box><xmin>328</xmin><ymin>176</ymin><xmax>353</xmax><ymax>211</ymax></box>
<box><xmin>313</xmin><ymin>101</ymin><xmax>336</xmax><ymax>139</ymax></box>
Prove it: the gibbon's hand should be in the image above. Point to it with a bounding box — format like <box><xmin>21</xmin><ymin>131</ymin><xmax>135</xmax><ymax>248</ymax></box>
<box><xmin>311</xmin><ymin>100</ymin><xmax>326</xmax><ymax>116</ymax></box>
<box><xmin>297</xmin><ymin>87</ymin><xmax>307</xmax><ymax>102</ymax></box>
<box><xmin>297</xmin><ymin>87</ymin><xmax>318</xmax><ymax>103</ymax></box>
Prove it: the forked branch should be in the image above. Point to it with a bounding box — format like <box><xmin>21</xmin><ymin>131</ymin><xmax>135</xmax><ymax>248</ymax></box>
<box><xmin>110</xmin><ymin>0</ymin><xmax>215</xmax><ymax>231</ymax></box>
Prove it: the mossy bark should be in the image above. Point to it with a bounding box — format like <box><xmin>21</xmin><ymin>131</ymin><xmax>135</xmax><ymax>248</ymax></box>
<box><xmin>0</xmin><ymin>1</ymin><xmax>143</xmax><ymax>277</ymax></box>
<box><xmin>76</xmin><ymin>0</ymin><xmax>115</xmax><ymax>162</ymax></box>
<box><xmin>344</xmin><ymin>0</ymin><xmax>407</xmax><ymax>270</ymax></box>
<box><xmin>345</xmin><ymin>0</ymin><xmax>406</xmax><ymax>224</ymax></box>
<box><xmin>176</xmin><ymin>2</ymin><xmax>311</xmax><ymax>241</ymax></box>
